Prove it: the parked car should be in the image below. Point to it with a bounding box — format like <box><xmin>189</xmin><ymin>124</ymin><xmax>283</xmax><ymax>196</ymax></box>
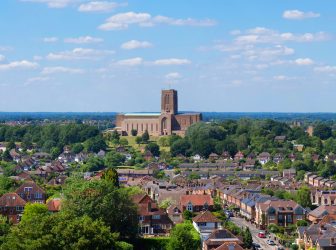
<box><xmin>224</xmin><ymin>210</ymin><xmax>234</xmax><ymax>218</ymax></box>
<box><xmin>266</xmin><ymin>240</ymin><xmax>276</xmax><ymax>245</ymax></box>
<box><xmin>258</xmin><ymin>231</ymin><xmax>266</xmax><ymax>238</ymax></box>
<box><xmin>252</xmin><ymin>242</ymin><xmax>261</xmax><ymax>250</ymax></box>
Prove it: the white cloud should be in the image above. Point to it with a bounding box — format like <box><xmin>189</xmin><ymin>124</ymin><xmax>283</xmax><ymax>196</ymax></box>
<box><xmin>43</xmin><ymin>37</ymin><xmax>58</xmax><ymax>43</ymax></box>
<box><xmin>121</xmin><ymin>40</ymin><xmax>152</xmax><ymax>50</ymax></box>
<box><xmin>25</xmin><ymin>76</ymin><xmax>50</xmax><ymax>85</ymax></box>
<box><xmin>99</xmin><ymin>11</ymin><xmax>216</xmax><ymax>30</ymax></box>
<box><xmin>41</xmin><ymin>66</ymin><xmax>84</xmax><ymax>74</ymax></box>
<box><xmin>78</xmin><ymin>1</ymin><xmax>126</xmax><ymax>12</ymax></box>
<box><xmin>0</xmin><ymin>60</ymin><xmax>38</xmax><ymax>71</ymax></box>
<box><xmin>154</xmin><ymin>58</ymin><xmax>191</xmax><ymax>66</ymax></box>
<box><xmin>283</xmin><ymin>10</ymin><xmax>320</xmax><ymax>20</ymax></box>
<box><xmin>46</xmin><ymin>48</ymin><xmax>114</xmax><ymax>60</ymax></box>
<box><xmin>116</xmin><ymin>57</ymin><xmax>143</xmax><ymax>66</ymax></box>
<box><xmin>165</xmin><ymin>72</ymin><xmax>182</xmax><ymax>80</ymax></box>
<box><xmin>0</xmin><ymin>55</ymin><xmax>5</xmax><ymax>62</ymax></box>
<box><xmin>314</xmin><ymin>66</ymin><xmax>336</xmax><ymax>73</ymax></box>
<box><xmin>294</xmin><ymin>58</ymin><xmax>314</xmax><ymax>65</ymax></box>
<box><xmin>64</xmin><ymin>36</ymin><xmax>103</xmax><ymax>44</ymax></box>
<box><xmin>21</xmin><ymin>0</ymin><xmax>77</xmax><ymax>8</ymax></box>
<box><xmin>273</xmin><ymin>75</ymin><xmax>297</xmax><ymax>81</ymax></box>
<box><xmin>234</xmin><ymin>27</ymin><xmax>329</xmax><ymax>44</ymax></box>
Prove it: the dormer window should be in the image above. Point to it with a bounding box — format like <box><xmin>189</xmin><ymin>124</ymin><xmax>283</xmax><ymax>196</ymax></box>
<box><xmin>187</xmin><ymin>202</ymin><xmax>193</xmax><ymax>212</ymax></box>
<box><xmin>24</xmin><ymin>187</ymin><xmax>33</xmax><ymax>193</ymax></box>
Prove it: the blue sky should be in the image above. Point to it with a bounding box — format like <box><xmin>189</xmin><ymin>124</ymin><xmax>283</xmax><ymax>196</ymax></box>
<box><xmin>0</xmin><ymin>0</ymin><xmax>335</xmax><ymax>112</ymax></box>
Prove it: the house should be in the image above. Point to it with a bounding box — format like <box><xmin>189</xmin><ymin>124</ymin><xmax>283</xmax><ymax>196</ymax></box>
<box><xmin>255</xmin><ymin>199</ymin><xmax>306</xmax><ymax>229</ymax></box>
<box><xmin>209</xmin><ymin>153</ymin><xmax>219</xmax><ymax>161</ymax></box>
<box><xmin>308</xmin><ymin>175</ymin><xmax>318</xmax><ymax>186</ymax></box>
<box><xmin>305</xmin><ymin>172</ymin><xmax>313</xmax><ymax>183</ymax></box>
<box><xmin>308</xmin><ymin>205</ymin><xmax>336</xmax><ymax>223</ymax></box>
<box><xmin>47</xmin><ymin>176</ymin><xmax>67</xmax><ymax>186</ymax></box>
<box><xmin>294</xmin><ymin>144</ymin><xmax>304</xmax><ymax>152</ymax></box>
<box><xmin>15</xmin><ymin>181</ymin><xmax>46</xmax><ymax>203</ymax></box>
<box><xmin>283</xmin><ymin>168</ymin><xmax>296</xmax><ymax>179</ymax></box>
<box><xmin>96</xmin><ymin>150</ymin><xmax>106</xmax><ymax>158</ymax></box>
<box><xmin>144</xmin><ymin>151</ymin><xmax>153</xmax><ymax>161</ymax></box>
<box><xmin>301</xmin><ymin>214</ymin><xmax>336</xmax><ymax>250</ymax></box>
<box><xmin>312</xmin><ymin>190</ymin><xmax>336</xmax><ymax>206</ymax></box>
<box><xmin>0</xmin><ymin>193</ymin><xmax>26</xmax><ymax>223</ymax></box>
<box><xmin>47</xmin><ymin>198</ymin><xmax>61</xmax><ymax>212</ymax></box>
<box><xmin>132</xmin><ymin>194</ymin><xmax>173</xmax><ymax>235</ymax></box>
<box><xmin>273</xmin><ymin>153</ymin><xmax>284</xmax><ymax>164</ymax></box>
<box><xmin>74</xmin><ymin>152</ymin><xmax>88</xmax><ymax>163</ymax></box>
<box><xmin>203</xmin><ymin>229</ymin><xmax>242</xmax><ymax>250</ymax></box>
<box><xmin>0</xmin><ymin>143</ymin><xmax>6</xmax><ymax>152</ymax></box>
<box><xmin>288</xmin><ymin>153</ymin><xmax>296</xmax><ymax>162</ymax></box>
<box><xmin>221</xmin><ymin>151</ymin><xmax>232</xmax><ymax>161</ymax></box>
<box><xmin>166</xmin><ymin>205</ymin><xmax>182</xmax><ymax>224</ymax></box>
<box><xmin>257</xmin><ymin>152</ymin><xmax>271</xmax><ymax>165</ymax></box>
<box><xmin>314</xmin><ymin>177</ymin><xmax>324</xmax><ymax>187</ymax></box>
<box><xmin>192</xmin><ymin>210</ymin><xmax>221</xmax><ymax>234</ymax></box>
<box><xmin>274</xmin><ymin>136</ymin><xmax>286</xmax><ymax>143</ymax></box>
<box><xmin>213</xmin><ymin>242</ymin><xmax>244</xmax><ymax>250</ymax></box>
<box><xmin>192</xmin><ymin>154</ymin><xmax>203</xmax><ymax>162</ymax></box>
<box><xmin>10</xmin><ymin>149</ymin><xmax>21</xmax><ymax>162</ymax></box>
<box><xmin>234</xmin><ymin>151</ymin><xmax>244</xmax><ymax>161</ymax></box>
<box><xmin>180</xmin><ymin>194</ymin><xmax>214</xmax><ymax>213</ymax></box>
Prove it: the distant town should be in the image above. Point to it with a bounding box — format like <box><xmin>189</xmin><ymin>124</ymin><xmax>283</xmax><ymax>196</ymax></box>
<box><xmin>0</xmin><ymin>92</ymin><xmax>336</xmax><ymax>250</ymax></box>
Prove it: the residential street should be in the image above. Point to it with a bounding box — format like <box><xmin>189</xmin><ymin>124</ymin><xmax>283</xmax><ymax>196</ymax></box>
<box><xmin>230</xmin><ymin>217</ymin><xmax>283</xmax><ymax>250</ymax></box>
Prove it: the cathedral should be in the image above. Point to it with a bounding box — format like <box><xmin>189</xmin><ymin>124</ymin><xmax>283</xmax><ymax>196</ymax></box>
<box><xmin>115</xmin><ymin>89</ymin><xmax>202</xmax><ymax>136</ymax></box>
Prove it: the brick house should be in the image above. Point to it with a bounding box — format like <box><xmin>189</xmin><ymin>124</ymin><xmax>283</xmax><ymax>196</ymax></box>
<box><xmin>192</xmin><ymin>210</ymin><xmax>221</xmax><ymax>233</ymax></box>
<box><xmin>0</xmin><ymin>193</ymin><xmax>26</xmax><ymax>223</ymax></box>
<box><xmin>180</xmin><ymin>194</ymin><xmax>214</xmax><ymax>213</ymax></box>
<box><xmin>15</xmin><ymin>181</ymin><xmax>46</xmax><ymax>204</ymax></box>
<box><xmin>203</xmin><ymin>229</ymin><xmax>242</xmax><ymax>250</ymax></box>
<box><xmin>132</xmin><ymin>194</ymin><xmax>173</xmax><ymax>235</ymax></box>
<box><xmin>255</xmin><ymin>200</ymin><xmax>306</xmax><ymax>229</ymax></box>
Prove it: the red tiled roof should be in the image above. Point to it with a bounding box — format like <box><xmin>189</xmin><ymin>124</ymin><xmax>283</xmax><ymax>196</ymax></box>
<box><xmin>47</xmin><ymin>198</ymin><xmax>61</xmax><ymax>212</ymax></box>
<box><xmin>180</xmin><ymin>194</ymin><xmax>214</xmax><ymax>206</ymax></box>
<box><xmin>0</xmin><ymin>193</ymin><xmax>26</xmax><ymax>207</ymax></box>
<box><xmin>192</xmin><ymin>210</ymin><xmax>221</xmax><ymax>223</ymax></box>
<box><xmin>215</xmin><ymin>242</ymin><xmax>244</xmax><ymax>250</ymax></box>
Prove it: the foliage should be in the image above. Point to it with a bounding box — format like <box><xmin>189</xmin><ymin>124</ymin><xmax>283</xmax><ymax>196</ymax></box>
<box><xmin>313</xmin><ymin>123</ymin><xmax>332</xmax><ymax>140</ymax></box>
<box><xmin>167</xmin><ymin>222</ymin><xmax>201</xmax><ymax>250</ymax></box>
<box><xmin>130</xmin><ymin>129</ymin><xmax>137</xmax><ymax>136</ymax></box>
<box><xmin>84</xmin><ymin>136</ymin><xmax>107</xmax><ymax>153</ymax></box>
<box><xmin>182</xmin><ymin>210</ymin><xmax>194</xmax><ymax>221</ymax></box>
<box><xmin>296</xmin><ymin>186</ymin><xmax>312</xmax><ymax>208</ymax></box>
<box><xmin>62</xmin><ymin>178</ymin><xmax>138</xmax><ymax>239</ymax></box>
<box><xmin>243</xmin><ymin>227</ymin><xmax>253</xmax><ymax>248</ymax></box>
<box><xmin>141</xmin><ymin>130</ymin><xmax>149</xmax><ymax>144</ymax></box>
<box><xmin>145</xmin><ymin>142</ymin><xmax>160</xmax><ymax>157</ymax></box>
<box><xmin>223</xmin><ymin>220</ymin><xmax>241</xmax><ymax>235</ymax></box>
<box><xmin>101</xmin><ymin>167</ymin><xmax>119</xmax><ymax>188</ymax></box>
<box><xmin>296</xmin><ymin>220</ymin><xmax>309</xmax><ymax>227</ymax></box>
<box><xmin>82</xmin><ymin>156</ymin><xmax>105</xmax><ymax>172</ymax></box>
<box><xmin>159</xmin><ymin>198</ymin><xmax>172</xmax><ymax>209</ymax></box>
<box><xmin>105</xmin><ymin>151</ymin><xmax>126</xmax><ymax>167</ymax></box>
<box><xmin>134</xmin><ymin>237</ymin><xmax>169</xmax><ymax>250</ymax></box>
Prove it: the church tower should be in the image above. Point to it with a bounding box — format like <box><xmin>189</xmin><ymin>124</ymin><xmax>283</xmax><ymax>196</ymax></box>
<box><xmin>161</xmin><ymin>89</ymin><xmax>178</xmax><ymax>115</ymax></box>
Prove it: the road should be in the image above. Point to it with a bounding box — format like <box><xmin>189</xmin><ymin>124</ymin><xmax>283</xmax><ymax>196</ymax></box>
<box><xmin>230</xmin><ymin>217</ymin><xmax>282</xmax><ymax>250</ymax></box>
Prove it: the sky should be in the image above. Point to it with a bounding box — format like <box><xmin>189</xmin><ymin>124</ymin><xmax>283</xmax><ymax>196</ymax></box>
<box><xmin>0</xmin><ymin>0</ymin><xmax>336</xmax><ymax>112</ymax></box>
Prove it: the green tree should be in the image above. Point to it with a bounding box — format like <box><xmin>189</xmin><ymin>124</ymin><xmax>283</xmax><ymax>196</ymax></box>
<box><xmin>135</xmin><ymin>136</ymin><xmax>142</xmax><ymax>145</ymax></box>
<box><xmin>71</xmin><ymin>143</ymin><xmax>84</xmax><ymax>154</ymax></box>
<box><xmin>313</xmin><ymin>123</ymin><xmax>332</xmax><ymax>140</ymax></box>
<box><xmin>182</xmin><ymin>210</ymin><xmax>193</xmax><ymax>221</ymax></box>
<box><xmin>171</xmin><ymin>139</ymin><xmax>191</xmax><ymax>157</ymax></box>
<box><xmin>101</xmin><ymin>167</ymin><xmax>120</xmax><ymax>188</ymax></box>
<box><xmin>2</xmin><ymin>150</ymin><xmax>12</xmax><ymax>162</ymax></box>
<box><xmin>84</xmin><ymin>136</ymin><xmax>107</xmax><ymax>153</ymax></box>
<box><xmin>62</xmin><ymin>178</ymin><xmax>138</xmax><ymax>239</ymax></box>
<box><xmin>105</xmin><ymin>152</ymin><xmax>126</xmax><ymax>167</ymax></box>
<box><xmin>119</xmin><ymin>138</ymin><xmax>128</xmax><ymax>146</ymax></box>
<box><xmin>243</xmin><ymin>227</ymin><xmax>253</xmax><ymax>248</ymax></box>
<box><xmin>6</xmin><ymin>141</ymin><xmax>16</xmax><ymax>150</ymax></box>
<box><xmin>145</xmin><ymin>142</ymin><xmax>160</xmax><ymax>157</ymax></box>
<box><xmin>141</xmin><ymin>130</ymin><xmax>150</xmax><ymax>144</ymax></box>
<box><xmin>296</xmin><ymin>186</ymin><xmax>312</xmax><ymax>208</ymax></box>
<box><xmin>167</xmin><ymin>222</ymin><xmax>201</xmax><ymax>250</ymax></box>
<box><xmin>130</xmin><ymin>129</ymin><xmax>137</xmax><ymax>136</ymax></box>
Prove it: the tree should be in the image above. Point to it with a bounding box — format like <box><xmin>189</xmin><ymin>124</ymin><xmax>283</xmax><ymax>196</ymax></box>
<box><xmin>1</xmin><ymin>150</ymin><xmax>12</xmax><ymax>162</ymax></box>
<box><xmin>62</xmin><ymin>178</ymin><xmax>138</xmax><ymax>239</ymax></box>
<box><xmin>145</xmin><ymin>142</ymin><xmax>160</xmax><ymax>157</ymax></box>
<box><xmin>84</xmin><ymin>136</ymin><xmax>107</xmax><ymax>153</ymax></box>
<box><xmin>111</xmin><ymin>130</ymin><xmax>120</xmax><ymax>144</ymax></box>
<box><xmin>243</xmin><ymin>227</ymin><xmax>253</xmax><ymax>249</ymax></box>
<box><xmin>141</xmin><ymin>130</ymin><xmax>150</xmax><ymax>144</ymax></box>
<box><xmin>167</xmin><ymin>222</ymin><xmax>200</xmax><ymax>250</ymax></box>
<box><xmin>171</xmin><ymin>139</ymin><xmax>190</xmax><ymax>157</ymax></box>
<box><xmin>131</xmin><ymin>129</ymin><xmax>137</xmax><ymax>136</ymax></box>
<box><xmin>101</xmin><ymin>168</ymin><xmax>120</xmax><ymax>188</ymax></box>
<box><xmin>105</xmin><ymin>152</ymin><xmax>125</xmax><ymax>167</ymax></box>
<box><xmin>135</xmin><ymin>136</ymin><xmax>142</xmax><ymax>145</ymax></box>
<box><xmin>82</xmin><ymin>156</ymin><xmax>105</xmax><ymax>172</ymax></box>
<box><xmin>296</xmin><ymin>186</ymin><xmax>312</xmax><ymax>208</ymax></box>
<box><xmin>71</xmin><ymin>143</ymin><xmax>84</xmax><ymax>154</ymax></box>
<box><xmin>182</xmin><ymin>210</ymin><xmax>193</xmax><ymax>221</ymax></box>
<box><xmin>313</xmin><ymin>123</ymin><xmax>332</xmax><ymax>140</ymax></box>
<box><xmin>119</xmin><ymin>138</ymin><xmax>128</xmax><ymax>146</ymax></box>
<box><xmin>6</xmin><ymin>141</ymin><xmax>16</xmax><ymax>150</ymax></box>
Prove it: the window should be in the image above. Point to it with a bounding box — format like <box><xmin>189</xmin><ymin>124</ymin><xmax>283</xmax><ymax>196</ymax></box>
<box><xmin>16</xmin><ymin>206</ymin><xmax>24</xmax><ymax>211</ymax></box>
<box><xmin>187</xmin><ymin>203</ymin><xmax>193</xmax><ymax>212</ymax></box>
<box><xmin>269</xmin><ymin>215</ymin><xmax>275</xmax><ymax>220</ymax></box>
<box><xmin>286</xmin><ymin>215</ymin><xmax>293</xmax><ymax>223</ymax></box>
<box><xmin>24</xmin><ymin>187</ymin><xmax>33</xmax><ymax>192</ymax></box>
<box><xmin>139</xmin><ymin>216</ymin><xmax>144</xmax><ymax>221</ymax></box>
<box><xmin>35</xmin><ymin>193</ymin><xmax>43</xmax><ymax>199</ymax></box>
<box><xmin>152</xmin><ymin>215</ymin><xmax>160</xmax><ymax>220</ymax></box>
<box><xmin>153</xmin><ymin>224</ymin><xmax>161</xmax><ymax>229</ymax></box>
<box><xmin>198</xmin><ymin>222</ymin><xmax>207</xmax><ymax>227</ymax></box>
<box><xmin>204</xmin><ymin>203</ymin><xmax>209</xmax><ymax>210</ymax></box>
<box><xmin>296</xmin><ymin>215</ymin><xmax>303</xmax><ymax>220</ymax></box>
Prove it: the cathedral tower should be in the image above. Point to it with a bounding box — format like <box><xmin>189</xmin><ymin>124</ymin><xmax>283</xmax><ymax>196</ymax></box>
<box><xmin>161</xmin><ymin>89</ymin><xmax>178</xmax><ymax>115</ymax></box>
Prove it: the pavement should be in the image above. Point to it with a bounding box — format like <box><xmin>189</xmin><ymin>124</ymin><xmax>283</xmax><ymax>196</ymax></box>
<box><xmin>229</xmin><ymin>216</ymin><xmax>283</xmax><ymax>250</ymax></box>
